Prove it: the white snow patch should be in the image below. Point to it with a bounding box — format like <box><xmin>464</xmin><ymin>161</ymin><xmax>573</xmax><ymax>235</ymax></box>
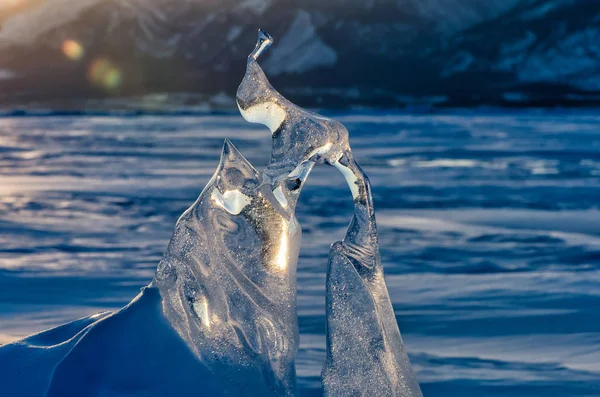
<box><xmin>263</xmin><ymin>10</ymin><xmax>337</xmax><ymax>75</ymax></box>
<box><xmin>413</xmin><ymin>159</ymin><xmax>479</xmax><ymax>168</ymax></box>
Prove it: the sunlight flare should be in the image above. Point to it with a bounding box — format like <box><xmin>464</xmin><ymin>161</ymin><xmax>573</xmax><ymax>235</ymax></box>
<box><xmin>62</xmin><ymin>40</ymin><xmax>84</xmax><ymax>61</ymax></box>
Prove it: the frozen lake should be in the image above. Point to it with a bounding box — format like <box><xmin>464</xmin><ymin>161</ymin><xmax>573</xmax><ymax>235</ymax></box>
<box><xmin>1</xmin><ymin>110</ymin><xmax>599</xmax><ymax>396</ymax></box>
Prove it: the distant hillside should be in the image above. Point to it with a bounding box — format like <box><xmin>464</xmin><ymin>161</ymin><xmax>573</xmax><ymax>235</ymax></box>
<box><xmin>0</xmin><ymin>0</ymin><xmax>599</xmax><ymax>110</ymax></box>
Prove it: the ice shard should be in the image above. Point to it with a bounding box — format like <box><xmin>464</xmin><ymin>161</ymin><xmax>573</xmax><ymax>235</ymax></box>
<box><xmin>237</xmin><ymin>29</ymin><xmax>422</xmax><ymax>396</ymax></box>
<box><xmin>237</xmin><ymin>30</ymin><xmax>351</xmax><ymax>189</ymax></box>
<box><xmin>152</xmin><ymin>138</ymin><xmax>304</xmax><ymax>396</ymax></box>
<box><xmin>322</xmin><ymin>154</ymin><xmax>423</xmax><ymax>397</ymax></box>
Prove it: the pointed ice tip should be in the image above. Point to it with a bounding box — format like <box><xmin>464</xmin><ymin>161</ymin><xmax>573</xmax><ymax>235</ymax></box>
<box><xmin>222</xmin><ymin>138</ymin><xmax>233</xmax><ymax>156</ymax></box>
<box><xmin>218</xmin><ymin>138</ymin><xmax>259</xmax><ymax>175</ymax></box>
<box><xmin>220</xmin><ymin>138</ymin><xmax>239</xmax><ymax>165</ymax></box>
<box><xmin>258</xmin><ymin>29</ymin><xmax>273</xmax><ymax>43</ymax></box>
<box><xmin>250</xmin><ymin>29</ymin><xmax>273</xmax><ymax>60</ymax></box>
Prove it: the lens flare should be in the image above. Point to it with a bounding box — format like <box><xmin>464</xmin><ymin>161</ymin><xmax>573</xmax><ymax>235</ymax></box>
<box><xmin>62</xmin><ymin>40</ymin><xmax>84</xmax><ymax>61</ymax></box>
<box><xmin>103</xmin><ymin>69</ymin><xmax>122</xmax><ymax>89</ymax></box>
<box><xmin>88</xmin><ymin>58</ymin><xmax>122</xmax><ymax>91</ymax></box>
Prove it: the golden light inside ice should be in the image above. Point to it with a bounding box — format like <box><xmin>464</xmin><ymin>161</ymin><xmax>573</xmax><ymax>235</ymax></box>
<box><xmin>88</xmin><ymin>58</ymin><xmax>122</xmax><ymax>91</ymax></box>
<box><xmin>62</xmin><ymin>40</ymin><xmax>84</xmax><ymax>61</ymax></box>
<box><xmin>276</xmin><ymin>223</ymin><xmax>289</xmax><ymax>271</ymax></box>
<box><xmin>193</xmin><ymin>296</ymin><xmax>211</xmax><ymax>330</ymax></box>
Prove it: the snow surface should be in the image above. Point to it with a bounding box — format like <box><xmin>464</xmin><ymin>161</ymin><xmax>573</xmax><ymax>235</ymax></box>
<box><xmin>0</xmin><ymin>288</ymin><xmax>230</xmax><ymax>397</ymax></box>
<box><xmin>1</xmin><ymin>111</ymin><xmax>600</xmax><ymax>396</ymax></box>
<box><xmin>263</xmin><ymin>10</ymin><xmax>337</xmax><ymax>75</ymax></box>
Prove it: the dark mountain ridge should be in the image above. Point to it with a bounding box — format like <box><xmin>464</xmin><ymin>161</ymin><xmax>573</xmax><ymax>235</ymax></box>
<box><xmin>0</xmin><ymin>0</ymin><xmax>598</xmax><ymax>110</ymax></box>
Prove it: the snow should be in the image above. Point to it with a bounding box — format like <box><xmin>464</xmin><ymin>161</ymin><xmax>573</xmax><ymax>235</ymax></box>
<box><xmin>500</xmin><ymin>31</ymin><xmax>537</xmax><ymax>56</ymax></box>
<box><xmin>442</xmin><ymin>51</ymin><xmax>475</xmax><ymax>76</ymax></box>
<box><xmin>235</xmin><ymin>0</ymin><xmax>272</xmax><ymax>16</ymax></box>
<box><xmin>263</xmin><ymin>10</ymin><xmax>337</xmax><ymax>75</ymax></box>
<box><xmin>494</xmin><ymin>31</ymin><xmax>537</xmax><ymax>72</ymax></box>
<box><xmin>407</xmin><ymin>0</ymin><xmax>524</xmax><ymax>34</ymax></box>
<box><xmin>1</xmin><ymin>111</ymin><xmax>600</xmax><ymax>396</ymax></box>
<box><xmin>520</xmin><ymin>0</ymin><xmax>574</xmax><ymax>21</ymax></box>
<box><xmin>0</xmin><ymin>288</ymin><xmax>230</xmax><ymax>397</ymax></box>
<box><xmin>518</xmin><ymin>27</ymin><xmax>600</xmax><ymax>91</ymax></box>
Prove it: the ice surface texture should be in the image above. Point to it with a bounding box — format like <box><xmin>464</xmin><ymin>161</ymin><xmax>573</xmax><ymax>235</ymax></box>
<box><xmin>323</xmin><ymin>157</ymin><xmax>423</xmax><ymax>397</ymax></box>
<box><xmin>152</xmin><ymin>137</ymin><xmax>303</xmax><ymax>396</ymax></box>
<box><xmin>238</xmin><ymin>29</ymin><xmax>422</xmax><ymax>397</ymax></box>
<box><xmin>0</xmin><ymin>29</ymin><xmax>421</xmax><ymax>397</ymax></box>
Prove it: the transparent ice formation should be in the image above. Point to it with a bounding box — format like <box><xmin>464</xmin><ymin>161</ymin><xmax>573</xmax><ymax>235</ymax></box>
<box><xmin>323</xmin><ymin>168</ymin><xmax>423</xmax><ymax>397</ymax></box>
<box><xmin>152</xmin><ymin>137</ymin><xmax>303</xmax><ymax>396</ymax></box>
<box><xmin>238</xmin><ymin>29</ymin><xmax>422</xmax><ymax>397</ymax></box>
<box><xmin>0</xmin><ymin>29</ymin><xmax>421</xmax><ymax>397</ymax></box>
